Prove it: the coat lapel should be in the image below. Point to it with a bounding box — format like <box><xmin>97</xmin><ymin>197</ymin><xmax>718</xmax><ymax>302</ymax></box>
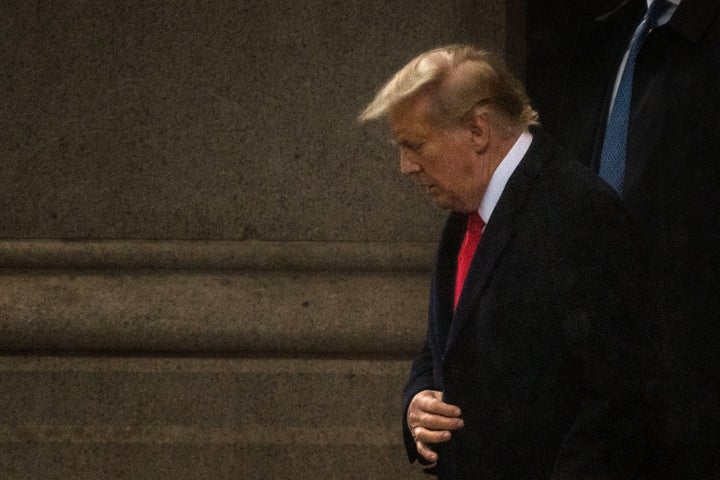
<box><xmin>431</xmin><ymin>212</ymin><xmax>465</xmax><ymax>357</ymax></box>
<box><xmin>444</xmin><ymin>131</ymin><xmax>551</xmax><ymax>355</ymax></box>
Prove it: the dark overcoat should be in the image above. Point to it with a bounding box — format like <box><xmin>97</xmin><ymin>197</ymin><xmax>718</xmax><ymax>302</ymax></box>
<box><xmin>553</xmin><ymin>0</ymin><xmax>720</xmax><ymax>475</ymax></box>
<box><xmin>402</xmin><ymin>130</ymin><xmax>657</xmax><ymax>480</ymax></box>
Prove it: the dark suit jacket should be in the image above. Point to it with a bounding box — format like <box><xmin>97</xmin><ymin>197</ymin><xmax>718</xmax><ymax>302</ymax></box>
<box><xmin>402</xmin><ymin>130</ymin><xmax>656</xmax><ymax>480</ymax></box>
<box><xmin>552</xmin><ymin>0</ymin><xmax>720</xmax><ymax>475</ymax></box>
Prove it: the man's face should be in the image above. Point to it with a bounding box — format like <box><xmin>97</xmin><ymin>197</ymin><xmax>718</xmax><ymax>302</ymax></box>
<box><xmin>389</xmin><ymin>93</ymin><xmax>490</xmax><ymax>213</ymax></box>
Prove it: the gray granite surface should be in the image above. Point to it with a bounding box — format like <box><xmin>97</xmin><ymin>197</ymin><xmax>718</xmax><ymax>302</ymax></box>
<box><xmin>0</xmin><ymin>1</ymin><xmax>509</xmax><ymax>478</ymax></box>
<box><xmin>2</xmin><ymin>0</ymin><xmax>505</xmax><ymax>241</ymax></box>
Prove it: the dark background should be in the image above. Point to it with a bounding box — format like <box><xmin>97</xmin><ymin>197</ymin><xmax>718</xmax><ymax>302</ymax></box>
<box><xmin>526</xmin><ymin>0</ymin><xmax>626</xmax><ymax>131</ymax></box>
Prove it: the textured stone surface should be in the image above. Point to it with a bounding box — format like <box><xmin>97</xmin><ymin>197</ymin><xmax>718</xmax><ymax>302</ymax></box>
<box><xmin>1</xmin><ymin>0</ymin><xmax>505</xmax><ymax>241</ymax></box>
<box><xmin>0</xmin><ymin>240</ymin><xmax>435</xmax><ymax>271</ymax></box>
<box><xmin>0</xmin><ymin>444</ymin><xmax>420</xmax><ymax>480</ymax></box>
<box><xmin>0</xmin><ymin>269</ymin><xmax>428</xmax><ymax>354</ymax></box>
<box><xmin>0</xmin><ymin>240</ymin><xmax>434</xmax><ymax>477</ymax></box>
<box><xmin>0</xmin><ymin>1</ymin><xmax>511</xmax><ymax>478</ymax></box>
<box><xmin>0</xmin><ymin>356</ymin><xmax>425</xmax><ymax>479</ymax></box>
<box><xmin>0</xmin><ymin>240</ymin><xmax>431</xmax><ymax>354</ymax></box>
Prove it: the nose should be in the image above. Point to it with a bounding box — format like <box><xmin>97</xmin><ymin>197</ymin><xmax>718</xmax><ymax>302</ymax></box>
<box><xmin>399</xmin><ymin>149</ymin><xmax>421</xmax><ymax>176</ymax></box>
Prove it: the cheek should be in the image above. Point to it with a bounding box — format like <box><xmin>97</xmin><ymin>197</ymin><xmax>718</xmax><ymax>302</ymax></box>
<box><xmin>461</xmin><ymin>161</ymin><xmax>475</xmax><ymax>176</ymax></box>
<box><xmin>452</xmin><ymin>154</ymin><xmax>477</xmax><ymax>186</ymax></box>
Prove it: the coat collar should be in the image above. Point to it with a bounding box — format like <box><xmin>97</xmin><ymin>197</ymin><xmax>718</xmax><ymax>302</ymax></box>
<box><xmin>594</xmin><ymin>0</ymin><xmax>720</xmax><ymax>43</ymax></box>
<box><xmin>670</xmin><ymin>0</ymin><xmax>720</xmax><ymax>43</ymax></box>
<box><xmin>444</xmin><ymin>129</ymin><xmax>552</xmax><ymax>354</ymax></box>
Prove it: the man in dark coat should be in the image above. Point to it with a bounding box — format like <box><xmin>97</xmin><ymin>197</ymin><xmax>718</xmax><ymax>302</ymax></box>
<box><xmin>359</xmin><ymin>45</ymin><xmax>657</xmax><ymax>480</ymax></box>
<box><xmin>547</xmin><ymin>1</ymin><xmax>720</xmax><ymax>476</ymax></box>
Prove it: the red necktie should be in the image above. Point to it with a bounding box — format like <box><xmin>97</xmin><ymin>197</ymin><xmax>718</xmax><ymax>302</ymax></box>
<box><xmin>454</xmin><ymin>212</ymin><xmax>485</xmax><ymax>310</ymax></box>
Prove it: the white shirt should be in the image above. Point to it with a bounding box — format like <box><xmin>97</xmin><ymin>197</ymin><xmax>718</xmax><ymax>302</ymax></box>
<box><xmin>477</xmin><ymin>130</ymin><xmax>533</xmax><ymax>224</ymax></box>
<box><xmin>608</xmin><ymin>0</ymin><xmax>682</xmax><ymax>112</ymax></box>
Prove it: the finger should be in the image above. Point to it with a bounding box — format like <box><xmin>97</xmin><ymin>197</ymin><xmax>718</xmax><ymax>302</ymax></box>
<box><xmin>415</xmin><ymin>439</ymin><xmax>439</xmax><ymax>464</ymax></box>
<box><xmin>408</xmin><ymin>395</ymin><xmax>464</xmax><ymax>430</ymax></box>
<box><xmin>423</xmin><ymin>398</ymin><xmax>462</xmax><ymax>418</ymax></box>
<box><xmin>413</xmin><ymin>426</ymin><xmax>452</xmax><ymax>444</ymax></box>
<box><xmin>413</xmin><ymin>391</ymin><xmax>462</xmax><ymax>418</ymax></box>
<box><xmin>409</xmin><ymin>410</ymin><xmax>464</xmax><ymax>431</ymax></box>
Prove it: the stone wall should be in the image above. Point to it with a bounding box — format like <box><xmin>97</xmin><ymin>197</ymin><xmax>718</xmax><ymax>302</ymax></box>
<box><xmin>0</xmin><ymin>1</ymin><xmax>513</xmax><ymax>478</ymax></box>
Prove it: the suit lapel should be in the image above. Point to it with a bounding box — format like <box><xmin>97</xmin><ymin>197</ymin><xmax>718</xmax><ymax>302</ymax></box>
<box><xmin>444</xmin><ymin>131</ymin><xmax>551</xmax><ymax>355</ymax></box>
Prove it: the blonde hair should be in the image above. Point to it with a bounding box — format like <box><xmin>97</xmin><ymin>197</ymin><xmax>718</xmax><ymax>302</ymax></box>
<box><xmin>359</xmin><ymin>45</ymin><xmax>538</xmax><ymax>133</ymax></box>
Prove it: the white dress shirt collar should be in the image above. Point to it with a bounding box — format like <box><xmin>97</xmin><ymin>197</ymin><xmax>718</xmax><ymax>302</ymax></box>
<box><xmin>477</xmin><ymin>130</ymin><xmax>533</xmax><ymax>224</ymax></box>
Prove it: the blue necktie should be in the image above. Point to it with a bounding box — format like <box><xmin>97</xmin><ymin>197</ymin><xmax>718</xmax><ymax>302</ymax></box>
<box><xmin>599</xmin><ymin>0</ymin><xmax>672</xmax><ymax>194</ymax></box>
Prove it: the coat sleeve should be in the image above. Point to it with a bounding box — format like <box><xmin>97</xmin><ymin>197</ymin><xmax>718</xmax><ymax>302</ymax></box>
<box><xmin>400</xmin><ymin>332</ymin><xmax>437</xmax><ymax>463</ymax></box>
<box><xmin>551</xmin><ymin>194</ymin><xmax>661</xmax><ymax>480</ymax></box>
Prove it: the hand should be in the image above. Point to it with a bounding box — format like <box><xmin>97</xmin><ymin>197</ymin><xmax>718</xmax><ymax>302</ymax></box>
<box><xmin>407</xmin><ymin>390</ymin><xmax>464</xmax><ymax>465</ymax></box>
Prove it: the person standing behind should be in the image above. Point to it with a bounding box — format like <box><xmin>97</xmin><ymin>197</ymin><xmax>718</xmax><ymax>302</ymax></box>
<box><xmin>550</xmin><ymin>0</ymin><xmax>720</xmax><ymax>477</ymax></box>
<box><xmin>359</xmin><ymin>45</ymin><xmax>657</xmax><ymax>480</ymax></box>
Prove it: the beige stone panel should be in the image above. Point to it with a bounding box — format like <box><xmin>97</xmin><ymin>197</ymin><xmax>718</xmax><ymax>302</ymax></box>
<box><xmin>0</xmin><ymin>356</ymin><xmax>426</xmax><ymax>479</ymax></box>
<box><xmin>0</xmin><ymin>240</ymin><xmax>435</xmax><ymax>272</ymax></box>
<box><xmin>0</xmin><ymin>270</ymin><xmax>428</xmax><ymax>354</ymax></box>
<box><xmin>1</xmin><ymin>0</ymin><xmax>505</xmax><ymax>242</ymax></box>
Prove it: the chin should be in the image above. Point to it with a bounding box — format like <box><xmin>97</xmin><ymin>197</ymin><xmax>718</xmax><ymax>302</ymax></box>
<box><xmin>428</xmin><ymin>192</ymin><xmax>451</xmax><ymax>209</ymax></box>
<box><xmin>435</xmin><ymin>201</ymin><xmax>461</xmax><ymax>212</ymax></box>
<box><xmin>431</xmin><ymin>198</ymin><xmax>453</xmax><ymax>210</ymax></box>
<box><xmin>448</xmin><ymin>204</ymin><xmax>478</xmax><ymax>214</ymax></box>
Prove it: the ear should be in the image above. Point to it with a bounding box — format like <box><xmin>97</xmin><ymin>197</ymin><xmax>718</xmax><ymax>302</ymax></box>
<box><xmin>466</xmin><ymin>110</ymin><xmax>490</xmax><ymax>153</ymax></box>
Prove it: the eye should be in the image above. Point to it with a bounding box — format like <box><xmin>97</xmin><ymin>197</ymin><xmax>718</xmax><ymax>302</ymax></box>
<box><xmin>399</xmin><ymin>140</ymin><xmax>424</xmax><ymax>153</ymax></box>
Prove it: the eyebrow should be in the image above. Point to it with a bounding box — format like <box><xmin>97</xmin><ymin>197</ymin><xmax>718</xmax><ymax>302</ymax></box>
<box><xmin>391</xmin><ymin>137</ymin><xmax>424</xmax><ymax>149</ymax></box>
